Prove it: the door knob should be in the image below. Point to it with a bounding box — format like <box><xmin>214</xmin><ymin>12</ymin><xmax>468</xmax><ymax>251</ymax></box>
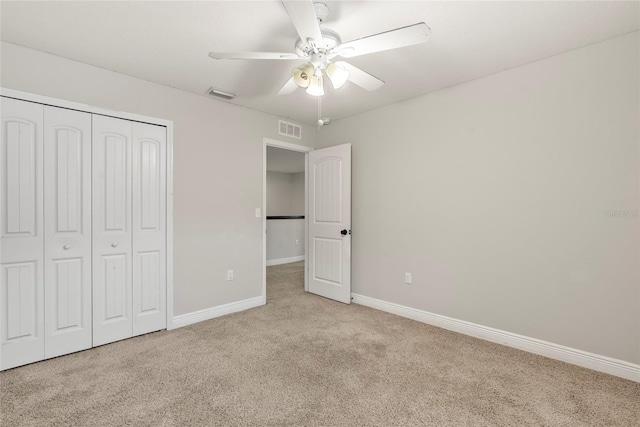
<box><xmin>63</xmin><ymin>245</ymin><xmax>70</xmax><ymax>250</ymax></box>
<box><xmin>341</xmin><ymin>229</ymin><xmax>348</xmax><ymax>236</ymax></box>
<box><xmin>111</xmin><ymin>243</ymin><xmax>118</xmax><ymax>248</ymax></box>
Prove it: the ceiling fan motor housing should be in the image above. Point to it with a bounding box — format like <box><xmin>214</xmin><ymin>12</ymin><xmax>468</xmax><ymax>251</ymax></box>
<box><xmin>295</xmin><ymin>28</ymin><xmax>341</xmax><ymax>57</ymax></box>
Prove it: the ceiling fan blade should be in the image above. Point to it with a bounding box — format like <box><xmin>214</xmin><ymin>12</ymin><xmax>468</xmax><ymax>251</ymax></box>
<box><xmin>337</xmin><ymin>61</ymin><xmax>384</xmax><ymax>91</ymax></box>
<box><xmin>209</xmin><ymin>52</ymin><xmax>300</xmax><ymax>60</ymax></box>
<box><xmin>277</xmin><ymin>76</ymin><xmax>298</xmax><ymax>95</ymax></box>
<box><xmin>282</xmin><ymin>0</ymin><xmax>323</xmax><ymax>47</ymax></box>
<box><xmin>337</xmin><ymin>23</ymin><xmax>431</xmax><ymax>58</ymax></box>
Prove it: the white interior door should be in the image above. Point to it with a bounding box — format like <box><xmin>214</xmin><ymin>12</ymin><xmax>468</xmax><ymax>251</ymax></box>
<box><xmin>92</xmin><ymin>115</ymin><xmax>133</xmax><ymax>346</ymax></box>
<box><xmin>132</xmin><ymin>122</ymin><xmax>166</xmax><ymax>335</ymax></box>
<box><xmin>0</xmin><ymin>97</ymin><xmax>45</xmax><ymax>369</ymax></box>
<box><xmin>308</xmin><ymin>144</ymin><xmax>351</xmax><ymax>304</ymax></box>
<box><xmin>43</xmin><ymin>106</ymin><xmax>92</xmax><ymax>358</ymax></box>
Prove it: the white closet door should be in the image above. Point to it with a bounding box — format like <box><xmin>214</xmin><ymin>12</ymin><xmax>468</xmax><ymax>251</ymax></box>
<box><xmin>43</xmin><ymin>106</ymin><xmax>92</xmax><ymax>358</ymax></box>
<box><xmin>132</xmin><ymin>123</ymin><xmax>166</xmax><ymax>335</ymax></box>
<box><xmin>0</xmin><ymin>97</ymin><xmax>45</xmax><ymax>370</ymax></box>
<box><xmin>92</xmin><ymin>115</ymin><xmax>133</xmax><ymax>346</ymax></box>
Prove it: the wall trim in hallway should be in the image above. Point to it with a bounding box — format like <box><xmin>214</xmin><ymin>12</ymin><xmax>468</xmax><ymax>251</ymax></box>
<box><xmin>266</xmin><ymin>256</ymin><xmax>305</xmax><ymax>267</ymax></box>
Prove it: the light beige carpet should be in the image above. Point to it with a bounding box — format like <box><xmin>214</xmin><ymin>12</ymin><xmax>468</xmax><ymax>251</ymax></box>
<box><xmin>1</xmin><ymin>261</ymin><xmax>638</xmax><ymax>426</ymax></box>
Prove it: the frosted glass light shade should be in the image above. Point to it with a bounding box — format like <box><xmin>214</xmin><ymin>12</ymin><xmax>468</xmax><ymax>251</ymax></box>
<box><xmin>306</xmin><ymin>74</ymin><xmax>324</xmax><ymax>96</ymax></box>
<box><xmin>293</xmin><ymin>63</ymin><xmax>315</xmax><ymax>88</ymax></box>
<box><xmin>326</xmin><ymin>62</ymin><xmax>349</xmax><ymax>89</ymax></box>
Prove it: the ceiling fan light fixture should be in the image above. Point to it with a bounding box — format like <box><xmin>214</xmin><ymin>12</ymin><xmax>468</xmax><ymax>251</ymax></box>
<box><xmin>326</xmin><ymin>62</ymin><xmax>349</xmax><ymax>89</ymax></box>
<box><xmin>293</xmin><ymin>63</ymin><xmax>315</xmax><ymax>88</ymax></box>
<box><xmin>306</xmin><ymin>74</ymin><xmax>324</xmax><ymax>96</ymax></box>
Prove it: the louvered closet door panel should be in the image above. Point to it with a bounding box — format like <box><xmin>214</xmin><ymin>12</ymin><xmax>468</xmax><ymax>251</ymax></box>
<box><xmin>0</xmin><ymin>97</ymin><xmax>45</xmax><ymax>370</ymax></box>
<box><xmin>43</xmin><ymin>106</ymin><xmax>92</xmax><ymax>358</ymax></box>
<box><xmin>92</xmin><ymin>115</ymin><xmax>133</xmax><ymax>346</ymax></box>
<box><xmin>132</xmin><ymin>123</ymin><xmax>166</xmax><ymax>336</ymax></box>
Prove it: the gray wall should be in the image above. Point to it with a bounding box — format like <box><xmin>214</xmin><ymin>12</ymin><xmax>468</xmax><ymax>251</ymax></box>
<box><xmin>266</xmin><ymin>219</ymin><xmax>304</xmax><ymax>262</ymax></box>
<box><xmin>0</xmin><ymin>41</ymin><xmax>316</xmax><ymax>317</ymax></box>
<box><xmin>291</xmin><ymin>173</ymin><xmax>305</xmax><ymax>215</ymax></box>
<box><xmin>266</xmin><ymin>171</ymin><xmax>304</xmax><ymax>216</ymax></box>
<box><xmin>266</xmin><ymin>171</ymin><xmax>305</xmax><ymax>261</ymax></box>
<box><xmin>316</xmin><ymin>33</ymin><xmax>639</xmax><ymax>364</ymax></box>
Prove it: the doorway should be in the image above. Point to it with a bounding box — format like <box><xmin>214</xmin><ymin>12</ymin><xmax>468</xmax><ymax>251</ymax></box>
<box><xmin>262</xmin><ymin>138</ymin><xmax>313</xmax><ymax>303</ymax></box>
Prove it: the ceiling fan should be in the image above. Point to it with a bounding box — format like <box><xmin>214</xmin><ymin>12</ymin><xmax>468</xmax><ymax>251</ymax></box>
<box><xmin>209</xmin><ymin>1</ymin><xmax>431</xmax><ymax>96</ymax></box>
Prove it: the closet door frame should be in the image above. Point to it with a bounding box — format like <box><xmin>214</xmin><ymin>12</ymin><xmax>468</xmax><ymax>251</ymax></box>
<box><xmin>0</xmin><ymin>88</ymin><xmax>175</xmax><ymax>368</ymax></box>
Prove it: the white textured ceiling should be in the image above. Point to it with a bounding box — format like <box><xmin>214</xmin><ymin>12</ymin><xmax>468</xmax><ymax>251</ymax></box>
<box><xmin>1</xmin><ymin>1</ymin><xmax>638</xmax><ymax>126</ymax></box>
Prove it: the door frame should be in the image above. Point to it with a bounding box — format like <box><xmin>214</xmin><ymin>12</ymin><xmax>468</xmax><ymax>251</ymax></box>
<box><xmin>0</xmin><ymin>88</ymin><xmax>175</xmax><ymax>340</ymax></box>
<box><xmin>262</xmin><ymin>138</ymin><xmax>313</xmax><ymax>303</ymax></box>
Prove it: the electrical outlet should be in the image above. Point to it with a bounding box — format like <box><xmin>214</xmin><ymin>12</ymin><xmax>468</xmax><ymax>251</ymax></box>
<box><xmin>227</xmin><ymin>270</ymin><xmax>234</xmax><ymax>281</ymax></box>
<box><xmin>405</xmin><ymin>272</ymin><xmax>412</xmax><ymax>284</ymax></box>
<box><xmin>295</xmin><ymin>239</ymin><xmax>299</xmax><ymax>245</ymax></box>
<box><xmin>255</xmin><ymin>208</ymin><xmax>261</xmax><ymax>218</ymax></box>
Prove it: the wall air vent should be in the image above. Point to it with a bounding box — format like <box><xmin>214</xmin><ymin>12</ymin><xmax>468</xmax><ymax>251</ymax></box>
<box><xmin>279</xmin><ymin>120</ymin><xmax>302</xmax><ymax>139</ymax></box>
<box><xmin>205</xmin><ymin>87</ymin><xmax>236</xmax><ymax>100</ymax></box>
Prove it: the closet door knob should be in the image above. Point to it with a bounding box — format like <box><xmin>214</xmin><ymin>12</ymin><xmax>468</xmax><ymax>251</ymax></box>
<box><xmin>111</xmin><ymin>243</ymin><xmax>118</xmax><ymax>248</ymax></box>
<box><xmin>63</xmin><ymin>245</ymin><xmax>70</xmax><ymax>250</ymax></box>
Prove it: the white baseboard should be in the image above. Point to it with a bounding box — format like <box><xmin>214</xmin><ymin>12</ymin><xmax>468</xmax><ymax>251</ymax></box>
<box><xmin>171</xmin><ymin>296</ymin><xmax>264</xmax><ymax>329</ymax></box>
<box><xmin>351</xmin><ymin>293</ymin><xmax>640</xmax><ymax>383</ymax></box>
<box><xmin>266</xmin><ymin>255</ymin><xmax>305</xmax><ymax>267</ymax></box>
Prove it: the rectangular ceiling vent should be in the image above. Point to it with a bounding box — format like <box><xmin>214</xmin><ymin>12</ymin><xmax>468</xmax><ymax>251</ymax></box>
<box><xmin>279</xmin><ymin>120</ymin><xmax>302</xmax><ymax>139</ymax></box>
<box><xmin>205</xmin><ymin>87</ymin><xmax>235</xmax><ymax>100</ymax></box>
